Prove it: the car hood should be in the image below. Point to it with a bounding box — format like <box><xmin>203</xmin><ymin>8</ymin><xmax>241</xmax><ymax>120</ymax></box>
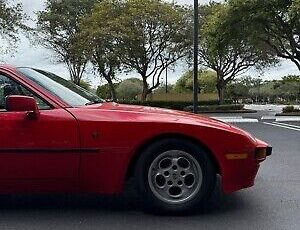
<box><xmin>81</xmin><ymin>102</ymin><xmax>257</xmax><ymax>142</ymax></box>
<box><xmin>86</xmin><ymin>102</ymin><xmax>237</xmax><ymax>130</ymax></box>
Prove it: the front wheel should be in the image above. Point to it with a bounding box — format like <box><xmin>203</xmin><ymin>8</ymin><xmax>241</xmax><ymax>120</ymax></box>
<box><xmin>135</xmin><ymin>138</ymin><xmax>216</xmax><ymax>214</ymax></box>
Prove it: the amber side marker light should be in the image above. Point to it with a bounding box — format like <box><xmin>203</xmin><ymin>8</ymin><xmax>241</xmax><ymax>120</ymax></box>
<box><xmin>226</xmin><ymin>153</ymin><xmax>248</xmax><ymax>160</ymax></box>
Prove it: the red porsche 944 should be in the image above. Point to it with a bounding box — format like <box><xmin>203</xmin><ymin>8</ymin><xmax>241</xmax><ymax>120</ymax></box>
<box><xmin>0</xmin><ymin>65</ymin><xmax>271</xmax><ymax>213</ymax></box>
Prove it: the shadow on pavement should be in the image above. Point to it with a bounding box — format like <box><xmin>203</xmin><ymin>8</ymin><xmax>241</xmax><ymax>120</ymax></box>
<box><xmin>0</xmin><ymin>178</ymin><xmax>248</xmax><ymax>216</ymax></box>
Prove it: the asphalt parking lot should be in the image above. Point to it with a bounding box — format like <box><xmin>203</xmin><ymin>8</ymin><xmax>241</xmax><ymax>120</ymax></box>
<box><xmin>0</xmin><ymin>116</ymin><xmax>299</xmax><ymax>230</ymax></box>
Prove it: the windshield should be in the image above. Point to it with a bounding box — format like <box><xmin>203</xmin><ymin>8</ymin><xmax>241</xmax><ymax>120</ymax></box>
<box><xmin>17</xmin><ymin>67</ymin><xmax>103</xmax><ymax>107</ymax></box>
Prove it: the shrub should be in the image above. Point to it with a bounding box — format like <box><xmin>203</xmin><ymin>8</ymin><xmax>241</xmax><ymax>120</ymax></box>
<box><xmin>118</xmin><ymin>100</ymin><xmax>194</xmax><ymax>110</ymax></box>
<box><xmin>116</xmin><ymin>79</ymin><xmax>143</xmax><ymax>100</ymax></box>
<box><xmin>184</xmin><ymin>104</ymin><xmax>244</xmax><ymax>112</ymax></box>
<box><xmin>282</xmin><ymin>106</ymin><xmax>300</xmax><ymax>113</ymax></box>
<box><xmin>118</xmin><ymin>100</ymin><xmax>240</xmax><ymax>111</ymax></box>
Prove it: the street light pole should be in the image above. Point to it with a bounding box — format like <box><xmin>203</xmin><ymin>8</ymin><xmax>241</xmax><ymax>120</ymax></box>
<box><xmin>165</xmin><ymin>67</ymin><xmax>168</xmax><ymax>93</ymax></box>
<box><xmin>164</xmin><ymin>57</ymin><xmax>170</xmax><ymax>94</ymax></box>
<box><xmin>193</xmin><ymin>0</ymin><xmax>199</xmax><ymax>114</ymax></box>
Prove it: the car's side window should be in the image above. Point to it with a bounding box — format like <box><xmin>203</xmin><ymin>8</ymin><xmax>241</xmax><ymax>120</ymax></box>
<box><xmin>0</xmin><ymin>74</ymin><xmax>51</xmax><ymax>111</ymax></box>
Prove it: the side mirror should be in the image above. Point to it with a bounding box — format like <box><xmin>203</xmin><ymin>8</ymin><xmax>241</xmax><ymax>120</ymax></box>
<box><xmin>6</xmin><ymin>95</ymin><xmax>40</xmax><ymax>119</ymax></box>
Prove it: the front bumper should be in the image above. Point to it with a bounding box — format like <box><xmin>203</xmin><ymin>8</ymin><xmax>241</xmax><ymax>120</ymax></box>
<box><xmin>222</xmin><ymin>143</ymin><xmax>272</xmax><ymax>193</ymax></box>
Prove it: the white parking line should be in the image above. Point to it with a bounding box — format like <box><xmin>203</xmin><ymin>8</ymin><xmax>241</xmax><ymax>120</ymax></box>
<box><xmin>273</xmin><ymin>122</ymin><xmax>300</xmax><ymax>129</ymax></box>
<box><xmin>276</xmin><ymin>117</ymin><xmax>300</xmax><ymax>122</ymax></box>
<box><xmin>263</xmin><ymin>122</ymin><xmax>300</xmax><ymax>132</ymax></box>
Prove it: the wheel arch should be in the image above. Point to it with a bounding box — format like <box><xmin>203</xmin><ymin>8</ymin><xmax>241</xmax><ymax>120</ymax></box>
<box><xmin>125</xmin><ymin>133</ymin><xmax>221</xmax><ymax>180</ymax></box>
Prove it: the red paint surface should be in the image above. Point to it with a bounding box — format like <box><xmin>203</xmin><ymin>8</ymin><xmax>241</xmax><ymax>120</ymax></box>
<box><xmin>0</xmin><ymin>65</ymin><xmax>270</xmax><ymax>194</ymax></box>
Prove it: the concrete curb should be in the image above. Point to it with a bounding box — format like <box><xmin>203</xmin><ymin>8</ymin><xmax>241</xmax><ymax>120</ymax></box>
<box><xmin>198</xmin><ymin>109</ymin><xmax>257</xmax><ymax>114</ymax></box>
<box><xmin>276</xmin><ymin>113</ymin><xmax>300</xmax><ymax>116</ymax></box>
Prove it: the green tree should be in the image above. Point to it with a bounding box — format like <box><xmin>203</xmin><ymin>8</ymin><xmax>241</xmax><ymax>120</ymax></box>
<box><xmin>0</xmin><ymin>0</ymin><xmax>26</xmax><ymax>55</ymax></box>
<box><xmin>260</xmin><ymin>81</ymin><xmax>278</xmax><ymax>102</ymax></box>
<box><xmin>153</xmin><ymin>84</ymin><xmax>175</xmax><ymax>94</ymax></box>
<box><xmin>226</xmin><ymin>81</ymin><xmax>248</xmax><ymax>102</ymax></box>
<box><xmin>225</xmin><ymin>0</ymin><xmax>300</xmax><ymax>71</ymax></box>
<box><xmin>198</xmin><ymin>3</ymin><xmax>276</xmax><ymax>104</ymax></box>
<box><xmin>79</xmin><ymin>79</ymin><xmax>92</xmax><ymax>91</ymax></box>
<box><xmin>277</xmin><ymin>75</ymin><xmax>300</xmax><ymax>102</ymax></box>
<box><xmin>36</xmin><ymin>0</ymin><xmax>100</xmax><ymax>85</ymax></box>
<box><xmin>80</xmin><ymin>0</ymin><xmax>123</xmax><ymax>100</ymax></box>
<box><xmin>174</xmin><ymin>69</ymin><xmax>217</xmax><ymax>93</ymax></box>
<box><xmin>96</xmin><ymin>83</ymin><xmax>120</xmax><ymax>99</ymax></box>
<box><xmin>116</xmin><ymin>78</ymin><xmax>143</xmax><ymax>100</ymax></box>
<box><xmin>282</xmin><ymin>75</ymin><xmax>300</xmax><ymax>83</ymax></box>
<box><xmin>113</xmin><ymin>0</ymin><xmax>191</xmax><ymax>101</ymax></box>
<box><xmin>226</xmin><ymin>76</ymin><xmax>262</xmax><ymax>102</ymax></box>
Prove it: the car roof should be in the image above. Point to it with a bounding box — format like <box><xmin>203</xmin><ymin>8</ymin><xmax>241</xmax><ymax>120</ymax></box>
<box><xmin>0</xmin><ymin>64</ymin><xmax>17</xmax><ymax>70</ymax></box>
<box><xmin>0</xmin><ymin>64</ymin><xmax>17</xmax><ymax>68</ymax></box>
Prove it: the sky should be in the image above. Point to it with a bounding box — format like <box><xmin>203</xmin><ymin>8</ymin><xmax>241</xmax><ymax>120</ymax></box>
<box><xmin>1</xmin><ymin>0</ymin><xmax>299</xmax><ymax>86</ymax></box>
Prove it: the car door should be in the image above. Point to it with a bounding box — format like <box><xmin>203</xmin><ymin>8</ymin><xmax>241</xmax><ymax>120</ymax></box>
<box><xmin>0</xmin><ymin>73</ymin><xmax>80</xmax><ymax>191</ymax></box>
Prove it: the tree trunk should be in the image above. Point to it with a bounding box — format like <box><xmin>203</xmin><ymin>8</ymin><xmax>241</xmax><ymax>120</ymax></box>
<box><xmin>217</xmin><ymin>78</ymin><xmax>226</xmax><ymax>105</ymax></box>
<box><xmin>141</xmin><ymin>78</ymin><xmax>149</xmax><ymax>101</ymax></box>
<box><xmin>69</xmin><ymin>65</ymin><xmax>81</xmax><ymax>86</ymax></box>
<box><xmin>70</xmin><ymin>72</ymin><xmax>80</xmax><ymax>85</ymax></box>
<box><xmin>75</xmin><ymin>78</ymin><xmax>80</xmax><ymax>86</ymax></box>
<box><xmin>107</xmin><ymin>79</ymin><xmax>117</xmax><ymax>101</ymax></box>
<box><xmin>73</xmin><ymin>77</ymin><xmax>80</xmax><ymax>86</ymax></box>
<box><xmin>217</xmin><ymin>87</ymin><xmax>225</xmax><ymax>105</ymax></box>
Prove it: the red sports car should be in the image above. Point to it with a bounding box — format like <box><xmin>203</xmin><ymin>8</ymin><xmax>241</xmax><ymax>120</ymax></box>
<box><xmin>0</xmin><ymin>65</ymin><xmax>271</xmax><ymax>213</ymax></box>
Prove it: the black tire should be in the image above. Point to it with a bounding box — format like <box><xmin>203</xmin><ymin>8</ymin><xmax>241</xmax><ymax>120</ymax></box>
<box><xmin>135</xmin><ymin>138</ymin><xmax>216</xmax><ymax>214</ymax></box>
